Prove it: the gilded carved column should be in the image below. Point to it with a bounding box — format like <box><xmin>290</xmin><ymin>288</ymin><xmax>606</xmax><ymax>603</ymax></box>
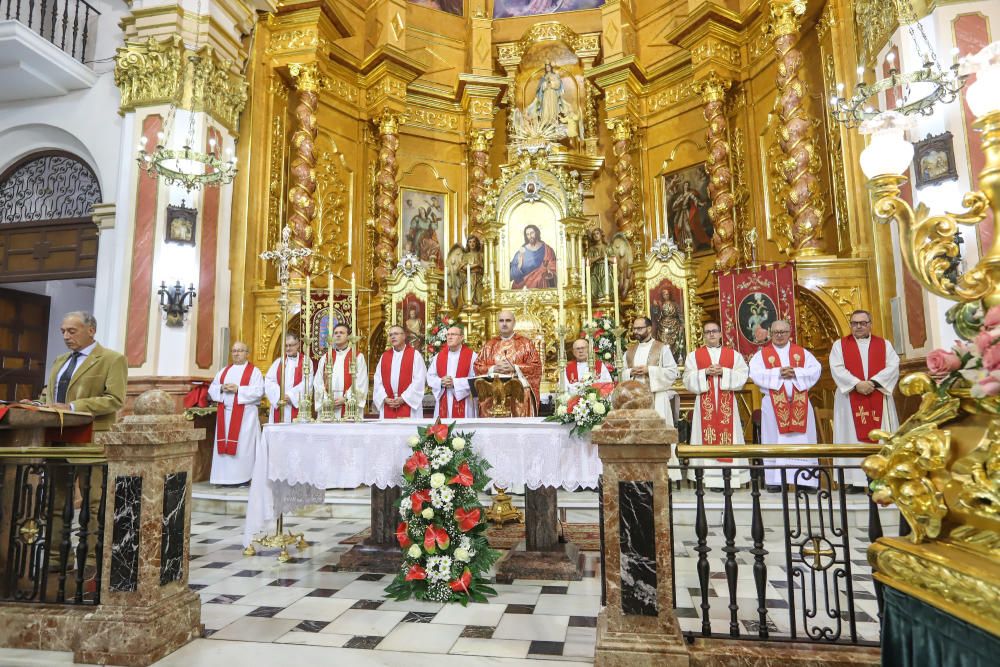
<box><xmin>606</xmin><ymin>118</ymin><xmax>640</xmax><ymax>245</ymax></box>
<box><xmin>288</xmin><ymin>63</ymin><xmax>320</xmax><ymax>249</ymax></box>
<box><xmin>468</xmin><ymin>129</ymin><xmax>493</xmax><ymax>238</ymax></box>
<box><xmin>373</xmin><ymin>110</ymin><xmax>401</xmax><ymax>288</ymax></box>
<box><xmin>771</xmin><ymin>0</ymin><xmax>825</xmax><ymax>257</ymax></box>
<box><xmin>695</xmin><ymin>74</ymin><xmax>740</xmax><ymax>270</ymax></box>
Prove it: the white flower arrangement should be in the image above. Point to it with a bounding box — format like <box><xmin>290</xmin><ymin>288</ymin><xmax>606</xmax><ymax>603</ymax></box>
<box><xmin>545</xmin><ymin>378</ymin><xmax>615</xmax><ymax>436</ymax></box>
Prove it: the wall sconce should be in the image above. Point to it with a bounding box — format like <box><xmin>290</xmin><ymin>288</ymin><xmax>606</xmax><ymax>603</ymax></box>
<box><xmin>158</xmin><ymin>281</ymin><xmax>197</xmax><ymax>327</ymax></box>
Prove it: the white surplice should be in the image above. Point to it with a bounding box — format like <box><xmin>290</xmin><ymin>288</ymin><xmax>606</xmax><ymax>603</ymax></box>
<box><xmin>264</xmin><ymin>354</ymin><xmax>314</xmax><ymax>424</ymax></box>
<box><xmin>208</xmin><ymin>362</ymin><xmax>264</xmax><ymax>485</ymax></box>
<box><xmin>427</xmin><ymin>348</ymin><xmax>479</xmax><ymax>419</ymax></box>
<box><xmin>313</xmin><ymin>348</ymin><xmax>369</xmax><ymax>409</ymax></box>
<box><xmin>373</xmin><ymin>348</ymin><xmax>428</xmax><ymax>418</ymax></box>
<box><xmin>749</xmin><ymin>343</ymin><xmax>822</xmax><ymax>487</ymax></box>
<box><xmin>830</xmin><ymin>336</ymin><xmax>900</xmax><ymax>486</ymax></box>
<box><xmin>560</xmin><ymin>361</ymin><xmax>613</xmax><ymax>394</ymax></box>
<box><xmin>622</xmin><ymin>339</ymin><xmax>680</xmax><ymax>480</ymax></box>
<box><xmin>682</xmin><ymin>347</ymin><xmax>750</xmax><ymax>488</ymax></box>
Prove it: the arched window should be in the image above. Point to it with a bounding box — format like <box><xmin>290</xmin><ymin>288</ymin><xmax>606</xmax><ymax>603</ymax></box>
<box><xmin>0</xmin><ymin>151</ymin><xmax>102</xmax><ymax>224</ymax></box>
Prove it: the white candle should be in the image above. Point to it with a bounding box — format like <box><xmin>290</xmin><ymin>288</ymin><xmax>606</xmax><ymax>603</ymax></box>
<box><xmin>466</xmin><ymin>262</ymin><xmax>472</xmax><ymax>303</ymax></box>
<box><xmin>611</xmin><ymin>257</ymin><xmax>620</xmax><ymax>327</ymax></box>
<box><xmin>444</xmin><ymin>262</ymin><xmax>449</xmax><ymax>309</ymax></box>
<box><xmin>558</xmin><ymin>235</ymin><xmax>566</xmax><ymax>326</ymax></box>
<box><xmin>351</xmin><ymin>272</ymin><xmax>357</xmax><ymax>330</ymax></box>
<box><xmin>327</xmin><ymin>271</ymin><xmax>334</xmax><ymax>326</ymax></box>
<box><xmin>585</xmin><ymin>257</ymin><xmax>593</xmax><ymax>323</ymax></box>
<box><xmin>304</xmin><ymin>273</ymin><xmax>311</xmax><ymax>343</ymax></box>
<box><xmin>603</xmin><ymin>254</ymin><xmax>610</xmax><ymax>302</ymax></box>
<box><xmin>348</xmin><ymin>214</ymin><xmax>353</xmax><ymax>263</ymax></box>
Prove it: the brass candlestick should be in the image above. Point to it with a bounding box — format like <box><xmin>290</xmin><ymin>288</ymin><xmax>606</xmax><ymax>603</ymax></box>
<box><xmin>612</xmin><ymin>324</ymin><xmax>627</xmax><ymax>379</ymax></box>
<box><xmin>345</xmin><ymin>333</ymin><xmax>364</xmax><ymax>422</ymax></box>
<box><xmin>555</xmin><ymin>323</ymin><xmax>568</xmax><ymax>389</ymax></box>
<box><xmin>318</xmin><ymin>339</ymin><xmax>336</xmax><ymax>423</ymax></box>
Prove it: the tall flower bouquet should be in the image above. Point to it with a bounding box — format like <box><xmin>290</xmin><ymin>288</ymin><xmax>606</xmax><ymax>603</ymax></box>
<box><xmin>545</xmin><ymin>380</ymin><xmax>616</xmax><ymax>437</ymax></box>
<box><xmin>384</xmin><ymin>420</ymin><xmax>500</xmax><ymax>604</ymax></box>
<box><xmin>425</xmin><ymin>314</ymin><xmax>458</xmax><ymax>358</ymax></box>
<box><xmin>926</xmin><ymin>303</ymin><xmax>1000</xmax><ymax>405</ymax></box>
<box><xmin>582</xmin><ymin>311</ymin><xmax>619</xmax><ymax>378</ymax></box>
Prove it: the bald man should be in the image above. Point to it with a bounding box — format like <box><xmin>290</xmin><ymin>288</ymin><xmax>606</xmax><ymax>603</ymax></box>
<box><xmin>474</xmin><ymin>310</ymin><xmax>542</xmax><ymax>416</ymax></box>
<box><xmin>562</xmin><ymin>337</ymin><xmax>612</xmax><ymax>393</ymax></box>
<box><xmin>208</xmin><ymin>341</ymin><xmax>264</xmax><ymax>485</ymax></box>
<box><xmin>373</xmin><ymin>325</ymin><xmax>428</xmax><ymax>418</ymax></box>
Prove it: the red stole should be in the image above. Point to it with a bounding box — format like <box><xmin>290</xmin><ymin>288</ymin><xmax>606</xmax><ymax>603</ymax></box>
<box><xmin>695</xmin><ymin>346</ymin><xmax>736</xmax><ymax>460</ymax></box>
<box><xmin>762</xmin><ymin>344</ymin><xmax>809</xmax><ymax>435</ymax></box>
<box><xmin>566</xmin><ymin>359</ymin><xmax>604</xmax><ymax>384</ymax></box>
<box><xmin>272</xmin><ymin>355</ymin><xmax>304</xmax><ymax>423</ymax></box>
<box><xmin>329</xmin><ymin>348</ymin><xmax>354</xmax><ymax>418</ymax></box>
<box><xmin>380</xmin><ymin>346</ymin><xmax>416</xmax><ymax>419</ymax></box>
<box><xmin>215</xmin><ymin>363</ymin><xmax>255</xmax><ymax>455</ymax></box>
<box><xmin>436</xmin><ymin>345</ymin><xmax>474</xmax><ymax>418</ymax></box>
<box><xmin>842</xmin><ymin>335</ymin><xmax>887</xmax><ymax>443</ymax></box>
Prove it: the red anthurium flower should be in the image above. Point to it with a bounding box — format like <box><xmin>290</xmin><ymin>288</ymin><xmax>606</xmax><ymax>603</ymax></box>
<box><xmin>449</xmin><ymin>568</ymin><xmax>472</xmax><ymax>593</ymax></box>
<box><xmin>396</xmin><ymin>522</ymin><xmax>412</xmax><ymax>548</ymax></box>
<box><xmin>404</xmin><ymin>451</ymin><xmax>429</xmax><ymax>479</ymax></box>
<box><xmin>454</xmin><ymin>507</ymin><xmax>481</xmax><ymax>532</ymax></box>
<box><xmin>428</xmin><ymin>421</ymin><xmax>449</xmax><ymax>443</ymax></box>
<box><xmin>449</xmin><ymin>462</ymin><xmax>474</xmax><ymax>487</ymax></box>
<box><xmin>593</xmin><ymin>382</ymin><xmax>615</xmax><ymax>397</ymax></box>
<box><xmin>423</xmin><ymin>525</ymin><xmax>450</xmax><ymax>554</ymax></box>
<box><xmin>566</xmin><ymin>396</ymin><xmax>580</xmax><ymax>413</ymax></box>
<box><xmin>405</xmin><ymin>564</ymin><xmax>427</xmax><ymax>581</ymax></box>
<box><xmin>410</xmin><ymin>489</ymin><xmax>431</xmax><ymax>513</ymax></box>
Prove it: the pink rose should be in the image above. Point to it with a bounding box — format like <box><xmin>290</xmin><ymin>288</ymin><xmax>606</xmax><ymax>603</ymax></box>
<box><xmin>927</xmin><ymin>349</ymin><xmax>962</xmax><ymax>377</ymax></box>
<box><xmin>984</xmin><ymin>343</ymin><xmax>1000</xmax><ymax>371</ymax></box>
<box><xmin>973</xmin><ymin>330</ymin><xmax>999</xmax><ymax>355</ymax></box>
<box><xmin>984</xmin><ymin>305</ymin><xmax>1000</xmax><ymax>329</ymax></box>
<box><xmin>972</xmin><ymin>375</ymin><xmax>1000</xmax><ymax>398</ymax></box>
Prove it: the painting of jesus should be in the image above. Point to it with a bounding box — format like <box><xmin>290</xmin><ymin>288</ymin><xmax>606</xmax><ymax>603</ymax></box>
<box><xmin>509</xmin><ymin>223</ymin><xmax>558</xmax><ymax>289</ymax></box>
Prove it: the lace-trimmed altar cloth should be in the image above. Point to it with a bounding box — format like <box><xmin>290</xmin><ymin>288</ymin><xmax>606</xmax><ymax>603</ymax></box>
<box><xmin>243</xmin><ymin>418</ymin><xmax>599</xmax><ymax>546</ymax></box>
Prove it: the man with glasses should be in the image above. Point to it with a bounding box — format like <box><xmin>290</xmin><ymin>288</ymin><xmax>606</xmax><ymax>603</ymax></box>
<box><xmin>748</xmin><ymin>320</ymin><xmax>821</xmax><ymax>491</ymax></box>
<box><xmin>373</xmin><ymin>324</ymin><xmax>428</xmax><ymax>418</ymax></box>
<box><xmin>682</xmin><ymin>322</ymin><xmax>750</xmax><ymax>489</ymax></box>
<box><xmin>829</xmin><ymin>309</ymin><xmax>899</xmax><ymax>492</ymax></box>
<box><xmin>427</xmin><ymin>325</ymin><xmax>478</xmax><ymax>418</ymax></box>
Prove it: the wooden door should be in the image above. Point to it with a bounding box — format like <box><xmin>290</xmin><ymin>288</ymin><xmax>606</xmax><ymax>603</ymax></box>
<box><xmin>0</xmin><ymin>287</ymin><xmax>49</xmax><ymax>402</ymax></box>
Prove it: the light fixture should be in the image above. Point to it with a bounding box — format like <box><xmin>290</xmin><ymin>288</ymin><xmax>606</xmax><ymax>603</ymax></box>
<box><xmin>158</xmin><ymin>281</ymin><xmax>197</xmax><ymax>326</ymax></box>
<box><xmin>830</xmin><ymin>0</ymin><xmax>966</xmax><ymax>128</ymax></box>
<box><xmin>859</xmin><ymin>111</ymin><xmax>916</xmax><ymax>180</ymax></box>
<box><xmin>960</xmin><ymin>41</ymin><xmax>1000</xmax><ymax>118</ymax></box>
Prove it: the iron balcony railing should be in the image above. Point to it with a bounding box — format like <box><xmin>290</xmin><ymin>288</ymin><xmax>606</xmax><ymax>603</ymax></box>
<box><xmin>3</xmin><ymin>0</ymin><xmax>100</xmax><ymax>63</ymax></box>
<box><xmin>664</xmin><ymin>445</ymin><xmax>896</xmax><ymax>648</ymax></box>
<box><xmin>1</xmin><ymin>449</ymin><xmax>108</xmax><ymax>606</ymax></box>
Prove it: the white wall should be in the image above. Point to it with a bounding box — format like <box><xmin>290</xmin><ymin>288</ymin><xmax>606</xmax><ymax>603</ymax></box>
<box><xmin>3</xmin><ymin>279</ymin><xmax>97</xmax><ymax>367</ymax></box>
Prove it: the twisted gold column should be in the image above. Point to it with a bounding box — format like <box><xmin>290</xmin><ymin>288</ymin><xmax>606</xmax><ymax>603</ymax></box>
<box><xmin>468</xmin><ymin>129</ymin><xmax>493</xmax><ymax>238</ymax></box>
<box><xmin>373</xmin><ymin>110</ymin><xmax>401</xmax><ymax>289</ymax></box>
<box><xmin>288</xmin><ymin>63</ymin><xmax>319</xmax><ymax>250</ymax></box>
<box><xmin>771</xmin><ymin>0</ymin><xmax>825</xmax><ymax>257</ymax></box>
<box><xmin>606</xmin><ymin>119</ymin><xmax>640</xmax><ymax>244</ymax></box>
<box><xmin>695</xmin><ymin>74</ymin><xmax>739</xmax><ymax>270</ymax></box>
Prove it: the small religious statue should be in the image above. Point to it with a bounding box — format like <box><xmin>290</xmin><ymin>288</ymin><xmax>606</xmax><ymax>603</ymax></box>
<box><xmin>403</xmin><ymin>303</ymin><xmax>425</xmax><ymax>349</ymax></box>
<box><xmin>585</xmin><ymin>228</ymin><xmax>610</xmax><ymax>301</ymax></box>
<box><xmin>465</xmin><ymin>235</ymin><xmax>485</xmax><ymax>305</ymax></box>
<box><xmin>532</xmin><ymin>62</ymin><xmax>564</xmax><ymax>129</ymax></box>
<box><xmin>446</xmin><ymin>235</ymin><xmax>485</xmax><ymax>307</ymax></box>
<box><xmin>653</xmin><ymin>287</ymin><xmax>686</xmax><ymax>361</ymax></box>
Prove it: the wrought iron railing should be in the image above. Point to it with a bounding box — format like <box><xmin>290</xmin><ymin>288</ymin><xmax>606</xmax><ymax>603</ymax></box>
<box><xmin>667</xmin><ymin>445</ymin><xmax>897</xmax><ymax>648</ymax></box>
<box><xmin>2</xmin><ymin>0</ymin><xmax>100</xmax><ymax>63</ymax></box>
<box><xmin>0</xmin><ymin>450</ymin><xmax>107</xmax><ymax>605</ymax></box>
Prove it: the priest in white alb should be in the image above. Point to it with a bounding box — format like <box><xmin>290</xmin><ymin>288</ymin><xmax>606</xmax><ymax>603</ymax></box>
<box><xmin>830</xmin><ymin>309</ymin><xmax>900</xmax><ymax>492</ymax></box>
<box><xmin>264</xmin><ymin>332</ymin><xmax>313</xmax><ymax>423</ymax></box>
<box><xmin>622</xmin><ymin>316</ymin><xmax>681</xmax><ymax>481</ymax></box>
<box><xmin>373</xmin><ymin>324</ymin><xmax>428</xmax><ymax>419</ymax></box>
<box><xmin>313</xmin><ymin>323</ymin><xmax>369</xmax><ymax>417</ymax></box>
<box><xmin>748</xmin><ymin>320</ymin><xmax>822</xmax><ymax>490</ymax></box>
<box><xmin>682</xmin><ymin>321</ymin><xmax>750</xmax><ymax>489</ymax></box>
<box><xmin>208</xmin><ymin>341</ymin><xmax>264</xmax><ymax>486</ymax></box>
<box><xmin>427</xmin><ymin>325</ymin><xmax>478</xmax><ymax>419</ymax></box>
<box><xmin>562</xmin><ymin>337</ymin><xmax>613</xmax><ymax>393</ymax></box>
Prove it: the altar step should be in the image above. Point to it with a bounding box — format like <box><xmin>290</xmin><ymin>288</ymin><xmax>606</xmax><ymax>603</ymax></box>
<box><xmin>191</xmin><ymin>482</ymin><xmax>896</xmax><ymax>531</ymax></box>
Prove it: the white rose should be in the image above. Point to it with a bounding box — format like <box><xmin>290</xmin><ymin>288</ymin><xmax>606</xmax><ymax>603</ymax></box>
<box><xmin>603</xmin><ymin>352</ymin><xmax>612</xmax><ymax>360</ymax></box>
<box><xmin>451</xmin><ymin>437</ymin><xmax>466</xmax><ymax>451</ymax></box>
<box><xmin>594</xmin><ymin>402</ymin><xmax>607</xmax><ymax>415</ymax></box>
<box><xmin>407</xmin><ymin>544</ymin><xmax>422</xmax><ymax>559</ymax></box>
<box><xmin>557</xmin><ymin>406</ymin><xmax>567</xmax><ymax>416</ymax></box>
<box><xmin>421</xmin><ymin>507</ymin><xmax>434</xmax><ymax>519</ymax></box>
<box><xmin>408</xmin><ymin>435</ymin><xmax>420</xmax><ymax>447</ymax></box>
<box><xmin>454</xmin><ymin>548</ymin><xmax>471</xmax><ymax>563</ymax></box>
<box><xmin>430</xmin><ymin>472</ymin><xmax>447</xmax><ymax>488</ymax></box>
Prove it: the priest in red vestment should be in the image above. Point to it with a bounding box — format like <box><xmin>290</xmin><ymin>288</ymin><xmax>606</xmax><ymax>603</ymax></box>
<box><xmin>373</xmin><ymin>325</ymin><xmax>428</xmax><ymax>419</ymax></box>
<box><xmin>208</xmin><ymin>341</ymin><xmax>264</xmax><ymax>485</ymax></box>
<box><xmin>427</xmin><ymin>325</ymin><xmax>478</xmax><ymax>419</ymax></box>
<box><xmin>474</xmin><ymin>310</ymin><xmax>542</xmax><ymax>416</ymax></box>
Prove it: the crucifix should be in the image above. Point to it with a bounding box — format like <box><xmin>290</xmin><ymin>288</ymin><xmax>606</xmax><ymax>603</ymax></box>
<box><xmin>854</xmin><ymin>405</ymin><xmax>871</xmax><ymax>424</ymax></box>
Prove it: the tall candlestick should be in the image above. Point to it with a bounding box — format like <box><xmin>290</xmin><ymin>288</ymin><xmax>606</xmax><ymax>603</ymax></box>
<box><xmin>327</xmin><ymin>271</ymin><xmax>334</xmax><ymax>322</ymax></box>
<box><xmin>585</xmin><ymin>256</ymin><xmax>593</xmax><ymax>323</ymax></box>
<box><xmin>558</xmin><ymin>236</ymin><xmax>566</xmax><ymax>326</ymax></box>
<box><xmin>304</xmin><ymin>273</ymin><xmax>311</xmax><ymax>343</ymax></box>
<box><xmin>611</xmin><ymin>257</ymin><xmax>620</xmax><ymax>327</ymax></box>
<box><xmin>444</xmin><ymin>262</ymin><xmax>449</xmax><ymax>310</ymax></box>
<box><xmin>466</xmin><ymin>262</ymin><xmax>472</xmax><ymax>304</ymax></box>
<box><xmin>603</xmin><ymin>254</ymin><xmax>610</xmax><ymax>302</ymax></box>
<box><xmin>351</xmin><ymin>272</ymin><xmax>357</xmax><ymax>330</ymax></box>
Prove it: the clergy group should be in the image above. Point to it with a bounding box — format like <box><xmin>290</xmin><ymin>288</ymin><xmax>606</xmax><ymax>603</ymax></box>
<box><xmin>208</xmin><ymin>308</ymin><xmax>898</xmax><ymax>494</ymax></box>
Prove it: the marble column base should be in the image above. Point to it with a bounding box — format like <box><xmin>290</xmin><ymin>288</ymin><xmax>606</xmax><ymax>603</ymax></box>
<box><xmin>594</xmin><ymin>609</ymin><xmax>690</xmax><ymax>667</ymax></box>
<box><xmin>687</xmin><ymin>639</ymin><xmax>880</xmax><ymax>666</ymax></box>
<box><xmin>336</xmin><ymin>542</ymin><xmax>403</xmax><ymax>574</ymax></box>
<box><xmin>495</xmin><ymin>540</ymin><xmax>581</xmax><ymax>584</ymax></box>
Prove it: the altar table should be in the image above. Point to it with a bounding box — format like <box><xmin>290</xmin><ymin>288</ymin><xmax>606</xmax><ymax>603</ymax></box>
<box><xmin>243</xmin><ymin>418</ymin><xmax>600</xmax><ymax>550</ymax></box>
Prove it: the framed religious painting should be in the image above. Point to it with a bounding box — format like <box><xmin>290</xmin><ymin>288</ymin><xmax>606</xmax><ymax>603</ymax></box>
<box><xmin>494</xmin><ymin>0</ymin><xmax>603</xmax><ymax>18</ymax></box>
<box><xmin>912</xmin><ymin>132</ymin><xmax>959</xmax><ymax>189</ymax></box>
<box><xmin>408</xmin><ymin>0</ymin><xmax>462</xmax><ymax>16</ymax></box>
<box><xmin>662</xmin><ymin>163</ymin><xmax>713</xmax><ymax>254</ymax></box>
<box><xmin>398</xmin><ymin>188</ymin><xmax>447</xmax><ymax>269</ymax></box>
<box><xmin>398</xmin><ymin>293</ymin><xmax>426</xmax><ymax>350</ymax></box>
<box><xmin>165</xmin><ymin>201</ymin><xmax>197</xmax><ymax>246</ymax></box>
<box><xmin>502</xmin><ymin>199</ymin><xmax>560</xmax><ymax>290</ymax></box>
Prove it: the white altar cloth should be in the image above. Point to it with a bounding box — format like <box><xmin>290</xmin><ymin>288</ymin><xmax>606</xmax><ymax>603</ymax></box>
<box><xmin>243</xmin><ymin>418</ymin><xmax>599</xmax><ymax>545</ymax></box>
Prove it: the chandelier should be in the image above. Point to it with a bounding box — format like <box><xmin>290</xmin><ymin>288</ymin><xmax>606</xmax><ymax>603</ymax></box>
<box><xmin>136</xmin><ymin>2</ymin><xmax>236</xmax><ymax>192</ymax></box>
<box><xmin>830</xmin><ymin>0</ymin><xmax>966</xmax><ymax>128</ymax></box>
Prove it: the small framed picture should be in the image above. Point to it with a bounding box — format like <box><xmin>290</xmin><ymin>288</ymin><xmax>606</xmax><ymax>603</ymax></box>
<box><xmin>912</xmin><ymin>132</ymin><xmax>958</xmax><ymax>189</ymax></box>
<box><xmin>165</xmin><ymin>201</ymin><xmax>197</xmax><ymax>245</ymax></box>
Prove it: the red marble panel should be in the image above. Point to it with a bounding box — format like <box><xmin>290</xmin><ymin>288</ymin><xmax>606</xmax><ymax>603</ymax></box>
<box><xmin>954</xmin><ymin>13</ymin><xmax>993</xmax><ymax>250</ymax></box>
<box><xmin>196</xmin><ymin>127</ymin><xmax>221</xmax><ymax>370</ymax></box>
<box><xmin>125</xmin><ymin>115</ymin><xmax>162</xmax><ymax>367</ymax></box>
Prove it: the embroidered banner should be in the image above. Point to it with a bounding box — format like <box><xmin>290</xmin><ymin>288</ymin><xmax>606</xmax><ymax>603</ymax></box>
<box><xmin>718</xmin><ymin>263</ymin><xmax>797</xmax><ymax>359</ymax></box>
